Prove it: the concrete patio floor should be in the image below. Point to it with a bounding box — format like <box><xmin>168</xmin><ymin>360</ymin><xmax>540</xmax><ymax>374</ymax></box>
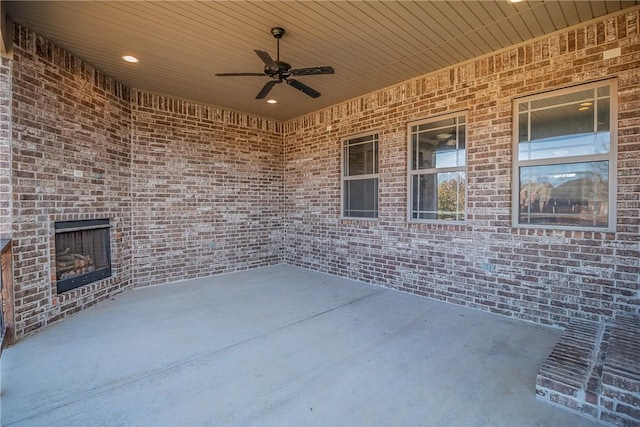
<box><xmin>1</xmin><ymin>265</ymin><xmax>599</xmax><ymax>426</ymax></box>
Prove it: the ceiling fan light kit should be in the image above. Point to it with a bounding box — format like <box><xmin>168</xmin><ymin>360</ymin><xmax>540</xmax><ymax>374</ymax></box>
<box><xmin>215</xmin><ymin>27</ymin><xmax>335</xmax><ymax>100</ymax></box>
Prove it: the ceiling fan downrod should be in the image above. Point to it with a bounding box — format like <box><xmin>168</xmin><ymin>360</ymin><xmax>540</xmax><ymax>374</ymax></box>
<box><xmin>271</xmin><ymin>27</ymin><xmax>285</xmax><ymax>60</ymax></box>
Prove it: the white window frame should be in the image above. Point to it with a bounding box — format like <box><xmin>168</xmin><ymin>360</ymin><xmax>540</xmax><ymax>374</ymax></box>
<box><xmin>407</xmin><ymin>112</ymin><xmax>468</xmax><ymax>224</ymax></box>
<box><xmin>512</xmin><ymin>79</ymin><xmax>617</xmax><ymax>232</ymax></box>
<box><xmin>341</xmin><ymin>131</ymin><xmax>379</xmax><ymax>219</ymax></box>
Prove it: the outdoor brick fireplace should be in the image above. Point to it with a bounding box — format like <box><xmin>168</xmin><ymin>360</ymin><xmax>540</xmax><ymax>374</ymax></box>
<box><xmin>54</xmin><ymin>219</ymin><xmax>112</xmax><ymax>293</ymax></box>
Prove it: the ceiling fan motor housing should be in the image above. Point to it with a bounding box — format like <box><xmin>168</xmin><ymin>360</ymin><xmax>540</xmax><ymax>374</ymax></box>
<box><xmin>265</xmin><ymin>60</ymin><xmax>292</xmax><ymax>78</ymax></box>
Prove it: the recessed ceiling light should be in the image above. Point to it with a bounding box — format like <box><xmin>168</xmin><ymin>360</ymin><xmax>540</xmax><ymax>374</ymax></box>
<box><xmin>122</xmin><ymin>55</ymin><xmax>139</xmax><ymax>63</ymax></box>
<box><xmin>580</xmin><ymin>102</ymin><xmax>593</xmax><ymax>107</ymax></box>
<box><xmin>266</xmin><ymin>99</ymin><xmax>278</xmax><ymax>104</ymax></box>
<box><xmin>578</xmin><ymin>106</ymin><xmax>590</xmax><ymax>111</ymax></box>
<box><xmin>508</xmin><ymin>0</ymin><xmax>523</xmax><ymax>3</ymax></box>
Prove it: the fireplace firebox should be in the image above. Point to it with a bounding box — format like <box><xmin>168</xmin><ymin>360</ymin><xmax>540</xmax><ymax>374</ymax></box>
<box><xmin>55</xmin><ymin>219</ymin><xmax>112</xmax><ymax>293</ymax></box>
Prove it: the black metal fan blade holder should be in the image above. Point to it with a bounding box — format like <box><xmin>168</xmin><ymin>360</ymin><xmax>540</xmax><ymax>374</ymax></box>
<box><xmin>215</xmin><ymin>27</ymin><xmax>334</xmax><ymax>100</ymax></box>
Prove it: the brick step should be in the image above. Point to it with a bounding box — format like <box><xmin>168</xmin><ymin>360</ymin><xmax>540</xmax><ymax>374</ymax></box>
<box><xmin>600</xmin><ymin>314</ymin><xmax>640</xmax><ymax>426</ymax></box>
<box><xmin>536</xmin><ymin>314</ymin><xmax>640</xmax><ymax>426</ymax></box>
<box><xmin>536</xmin><ymin>318</ymin><xmax>605</xmax><ymax>419</ymax></box>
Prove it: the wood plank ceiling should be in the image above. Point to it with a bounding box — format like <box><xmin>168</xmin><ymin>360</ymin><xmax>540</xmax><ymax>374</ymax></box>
<box><xmin>5</xmin><ymin>1</ymin><xmax>639</xmax><ymax>121</ymax></box>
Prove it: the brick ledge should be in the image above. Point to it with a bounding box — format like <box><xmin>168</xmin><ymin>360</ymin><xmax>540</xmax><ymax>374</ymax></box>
<box><xmin>536</xmin><ymin>314</ymin><xmax>640</xmax><ymax>426</ymax></box>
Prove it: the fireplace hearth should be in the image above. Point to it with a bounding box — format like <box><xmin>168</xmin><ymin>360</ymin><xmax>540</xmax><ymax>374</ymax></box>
<box><xmin>55</xmin><ymin>219</ymin><xmax>112</xmax><ymax>293</ymax></box>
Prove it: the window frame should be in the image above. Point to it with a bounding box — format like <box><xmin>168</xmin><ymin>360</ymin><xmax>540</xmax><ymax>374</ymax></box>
<box><xmin>341</xmin><ymin>131</ymin><xmax>379</xmax><ymax>220</ymax></box>
<box><xmin>511</xmin><ymin>79</ymin><xmax>618</xmax><ymax>232</ymax></box>
<box><xmin>407</xmin><ymin>111</ymin><xmax>468</xmax><ymax>224</ymax></box>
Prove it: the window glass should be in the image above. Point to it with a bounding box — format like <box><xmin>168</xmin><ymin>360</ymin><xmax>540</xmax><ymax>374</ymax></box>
<box><xmin>519</xmin><ymin>162</ymin><xmax>609</xmax><ymax>228</ymax></box>
<box><xmin>408</xmin><ymin>113</ymin><xmax>467</xmax><ymax>223</ymax></box>
<box><xmin>514</xmin><ymin>81</ymin><xmax>615</xmax><ymax>230</ymax></box>
<box><xmin>413</xmin><ymin>124</ymin><xmax>465</xmax><ymax>169</ymax></box>
<box><xmin>345</xmin><ymin>138</ymin><xmax>377</xmax><ymax>176</ymax></box>
<box><xmin>344</xmin><ymin>178</ymin><xmax>378</xmax><ymax>218</ymax></box>
<box><xmin>597</xmin><ymin>98</ymin><xmax>610</xmax><ymax>133</ymax></box>
<box><xmin>343</xmin><ymin>133</ymin><xmax>379</xmax><ymax>218</ymax></box>
<box><xmin>518</xmin><ymin>87</ymin><xmax>610</xmax><ymax>161</ymax></box>
<box><xmin>412</xmin><ymin>172</ymin><xmax>466</xmax><ymax>221</ymax></box>
<box><xmin>530</xmin><ymin>89</ymin><xmax>592</xmax><ymax>110</ymax></box>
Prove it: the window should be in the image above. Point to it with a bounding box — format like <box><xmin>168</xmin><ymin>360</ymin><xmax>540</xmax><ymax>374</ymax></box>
<box><xmin>408</xmin><ymin>113</ymin><xmax>467</xmax><ymax>222</ymax></box>
<box><xmin>342</xmin><ymin>133</ymin><xmax>378</xmax><ymax>218</ymax></box>
<box><xmin>513</xmin><ymin>80</ymin><xmax>616</xmax><ymax>231</ymax></box>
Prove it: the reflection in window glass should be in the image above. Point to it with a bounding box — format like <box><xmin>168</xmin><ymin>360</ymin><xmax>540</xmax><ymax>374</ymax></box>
<box><xmin>518</xmin><ymin>85</ymin><xmax>611</xmax><ymax>161</ymax></box>
<box><xmin>530</xmin><ymin>89</ymin><xmax>593</xmax><ymax>110</ymax></box>
<box><xmin>519</xmin><ymin>162</ymin><xmax>608</xmax><ymax>227</ymax></box>
<box><xmin>343</xmin><ymin>133</ymin><xmax>379</xmax><ymax>218</ymax></box>
<box><xmin>412</xmin><ymin>172</ymin><xmax>466</xmax><ymax>221</ymax></box>
<box><xmin>597</xmin><ymin>98</ymin><xmax>610</xmax><ymax>133</ymax></box>
<box><xmin>345</xmin><ymin>135</ymin><xmax>377</xmax><ymax>176</ymax></box>
<box><xmin>409</xmin><ymin>113</ymin><xmax>467</xmax><ymax>222</ymax></box>
<box><xmin>514</xmin><ymin>80</ymin><xmax>615</xmax><ymax>230</ymax></box>
<box><xmin>530</xmin><ymin>104</ymin><xmax>593</xmax><ymax>141</ymax></box>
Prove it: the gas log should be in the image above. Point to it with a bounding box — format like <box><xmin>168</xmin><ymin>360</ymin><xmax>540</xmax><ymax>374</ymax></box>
<box><xmin>56</xmin><ymin>248</ymin><xmax>95</xmax><ymax>280</ymax></box>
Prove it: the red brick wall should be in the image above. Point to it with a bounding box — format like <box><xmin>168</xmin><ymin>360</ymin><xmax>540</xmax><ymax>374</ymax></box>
<box><xmin>7</xmin><ymin>9</ymin><xmax>640</xmax><ymax>338</ymax></box>
<box><xmin>130</xmin><ymin>92</ymin><xmax>283</xmax><ymax>286</ymax></box>
<box><xmin>283</xmin><ymin>10</ymin><xmax>640</xmax><ymax>326</ymax></box>
<box><xmin>10</xmin><ymin>25</ymin><xmax>134</xmax><ymax>337</ymax></box>
<box><xmin>8</xmin><ymin>24</ymin><xmax>284</xmax><ymax>338</ymax></box>
<box><xmin>0</xmin><ymin>55</ymin><xmax>10</xmax><ymax>239</ymax></box>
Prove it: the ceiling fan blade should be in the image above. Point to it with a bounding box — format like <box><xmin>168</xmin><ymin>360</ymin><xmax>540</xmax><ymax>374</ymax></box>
<box><xmin>215</xmin><ymin>73</ymin><xmax>265</xmax><ymax>77</ymax></box>
<box><xmin>286</xmin><ymin>78</ymin><xmax>321</xmax><ymax>98</ymax></box>
<box><xmin>289</xmin><ymin>66</ymin><xmax>335</xmax><ymax>76</ymax></box>
<box><xmin>254</xmin><ymin>50</ymin><xmax>277</xmax><ymax>68</ymax></box>
<box><xmin>256</xmin><ymin>80</ymin><xmax>278</xmax><ymax>99</ymax></box>
<box><xmin>215</xmin><ymin>72</ymin><xmax>265</xmax><ymax>77</ymax></box>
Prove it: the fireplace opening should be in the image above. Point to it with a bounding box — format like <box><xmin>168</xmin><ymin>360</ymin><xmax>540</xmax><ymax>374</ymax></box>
<box><xmin>55</xmin><ymin>219</ymin><xmax>112</xmax><ymax>293</ymax></box>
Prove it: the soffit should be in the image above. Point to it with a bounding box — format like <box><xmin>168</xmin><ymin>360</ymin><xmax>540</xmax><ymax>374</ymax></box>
<box><xmin>5</xmin><ymin>1</ymin><xmax>638</xmax><ymax>121</ymax></box>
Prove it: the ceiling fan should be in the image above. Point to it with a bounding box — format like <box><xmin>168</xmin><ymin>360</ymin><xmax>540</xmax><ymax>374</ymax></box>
<box><xmin>215</xmin><ymin>27</ymin><xmax>335</xmax><ymax>99</ymax></box>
